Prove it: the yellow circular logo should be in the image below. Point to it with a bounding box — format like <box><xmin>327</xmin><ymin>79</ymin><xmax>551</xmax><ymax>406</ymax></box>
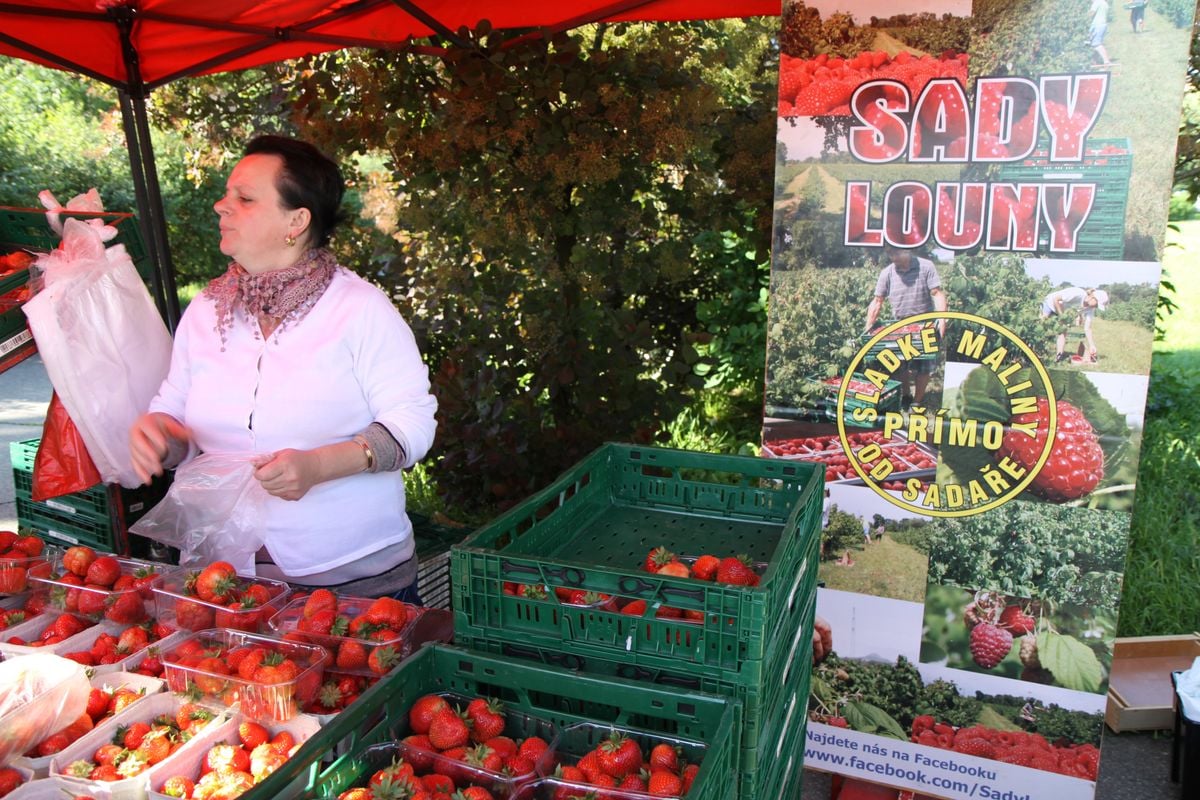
<box><xmin>837</xmin><ymin>311</ymin><xmax>1057</xmax><ymax>517</ymax></box>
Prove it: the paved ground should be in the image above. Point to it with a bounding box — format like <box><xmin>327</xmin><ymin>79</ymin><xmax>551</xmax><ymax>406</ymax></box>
<box><xmin>0</xmin><ymin>352</ymin><xmax>51</xmax><ymax>531</ymax></box>
<box><xmin>0</xmin><ymin>356</ymin><xmax>1185</xmax><ymax>799</ymax></box>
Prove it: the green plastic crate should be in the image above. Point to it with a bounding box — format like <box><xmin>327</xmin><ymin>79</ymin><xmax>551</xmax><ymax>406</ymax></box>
<box><xmin>995</xmin><ymin>137</ymin><xmax>1132</xmax><ymax>259</ymax></box>
<box><xmin>452</xmin><ymin>443</ymin><xmax>823</xmax><ymax>676</ymax></box>
<box><xmin>243</xmin><ymin>643</ymin><xmax>741</xmax><ymax>800</ymax></box>
<box><xmin>460</xmin><ymin>582</ymin><xmax>815</xmax><ymax>797</ymax></box>
<box><xmin>11</xmin><ymin>439</ymin><xmax>170</xmax><ymax>554</ymax></box>
<box><xmin>0</xmin><ymin>267</ymin><xmax>33</xmax><ymax>368</ymax></box>
<box><xmin>0</xmin><ymin>205</ymin><xmax>151</xmax><ymax>284</ymax></box>
<box><xmin>15</xmin><ymin>495</ymin><xmax>122</xmax><ymax>552</ymax></box>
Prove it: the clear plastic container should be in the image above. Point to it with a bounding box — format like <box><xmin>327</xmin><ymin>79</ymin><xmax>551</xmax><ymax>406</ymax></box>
<box><xmin>28</xmin><ymin>555</ymin><xmax>171</xmax><ymax>624</ymax></box>
<box><xmin>152</xmin><ymin>571</ymin><xmax>291</xmax><ymax>633</ymax></box>
<box><xmin>0</xmin><ymin>654</ymin><xmax>91</xmax><ymax>765</ymax></box>
<box><xmin>0</xmin><ymin>554</ymin><xmax>52</xmax><ymax>596</ymax></box>
<box><xmin>266</xmin><ymin>593</ymin><xmax>422</xmax><ymax>677</ymax></box>
<box><xmin>536</xmin><ymin>721</ymin><xmax>707</xmax><ymax>799</ymax></box>
<box><xmin>145</xmin><ymin>710</ymin><xmax>321</xmax><ymax>800</ymax></box>
<box><xmin>159</xmin><ymin>628</ymin><xmax>329</xmax><ymax>722</ymax></box>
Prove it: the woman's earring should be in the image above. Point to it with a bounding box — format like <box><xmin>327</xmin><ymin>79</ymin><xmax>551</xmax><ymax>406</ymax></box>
<box><xmin>284</xmin><ymin>234</ymin><xmax>297</xmax><ymax>247</ymax></box>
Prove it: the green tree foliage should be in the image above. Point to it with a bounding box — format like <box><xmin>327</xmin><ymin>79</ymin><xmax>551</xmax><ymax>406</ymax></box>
<box><xmin>970</xmin><ymin>0</ymin><xmax>1094</xmax><ymax>77</ymax></box>
<box><xmin>779</xmin><ymin>2</ymin><xmax>875</xmax><ymax>58</ymax></box>
<box><xmin>277</xmin><ymin>21</ymin><xmax>776</xmax><ymax>512</ymax></box>
<box><xmin>765</xmin><ymin>264</ymin><xmax>877</xmax><ymax>408</ymax></box>
<box><xmin>0</xmin><ymin>60</ymin><xmax>226</xmax><ymax>286</ymax></box>
<box><xmin>823</xmin><ymin>504</ymin><xmax>864</xmax><ymax>558</ymax></box>
<box><xmin>940</xmin><ymin>252</ymin><xmax>1055</xmax><ymax>362</ymax></box>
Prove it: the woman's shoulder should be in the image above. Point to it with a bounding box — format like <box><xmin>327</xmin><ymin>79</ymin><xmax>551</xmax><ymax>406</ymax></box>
<box><xmin>326</xmin><ymin>267</ymin><xmax>405</xmax><ymax>320</ymax></box>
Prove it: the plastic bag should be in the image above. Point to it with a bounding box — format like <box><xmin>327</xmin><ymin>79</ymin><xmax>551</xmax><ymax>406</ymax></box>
<box><xmin>0</xmin><ymin>653</ymin><xmax>90</xmax><ymax>766</ymax></box>
<box><xmin>31</xmin><ymin>390</ymin><xmax>102</xmax><ymax>501</ymax></box>
<box><xmin>22</xmin><ymin>198</ymin><xmax>172</xmax><ymax>489</ymax></box>
<box><xmin>129</xmin><ymin>453</ymin><xmax>268</xmax><ymax>575</ymax></box>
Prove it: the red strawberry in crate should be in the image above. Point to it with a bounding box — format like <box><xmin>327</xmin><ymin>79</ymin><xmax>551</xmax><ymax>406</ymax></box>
<box><xmin>428</xmin><ymin>707</ymin><xmax>471</xmax><ymax>750</ymax></box>
<box><xmin>643</xmin><ymin>547</ymin><xmax>675</xmax><ymax>574</ymax></box>
<box><xmin>85</xmin><ymin>556</ymin><xmax>121</xmax><ymax>588</ymax></box>
<box><xmin>596</xmin><ymin>732</ymin><xmax>642</xmax><ymax>779</ymax></box>
<box><xmin>715</xmin><ymin>555</ymin><xmax>760</xmax><ymax>586</ymax></box>
<box><xmin>409</xmin><ymin>693</ymin><xmax>450</xmax><ymax>734</ymax></box>
<box><xmin>467</xmin><ymin>697</ymin><xmax>506</xmax><ymax>742</ymax></box>
<box><xmin>997</xmin><ymin>398</ymin><xmax>1104</xmax><ymax>502</ymax></box>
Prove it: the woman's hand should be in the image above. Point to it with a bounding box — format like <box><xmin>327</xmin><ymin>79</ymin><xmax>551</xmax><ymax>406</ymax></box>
<box><xmin>129</xmin><ymin>412</ymin><xmax>191</xmax><ymax>484</ymax></box>
<box><xmin>252</xmin><ymin>449</ymin><xmax>322</xmax><ymax>501</ymax></box>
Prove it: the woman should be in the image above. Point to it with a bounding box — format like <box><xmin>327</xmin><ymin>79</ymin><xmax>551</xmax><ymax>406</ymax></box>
<box><xmin>129</xmin><ymin>135</ymin><xmax>437</xmax><ymax>599</ymax></box>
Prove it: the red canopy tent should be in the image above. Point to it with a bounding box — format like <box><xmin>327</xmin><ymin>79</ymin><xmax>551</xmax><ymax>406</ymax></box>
<box><xmin>0</xmin><ymin>0</ymin><xmax>779</xmax><ymax>326</ymax></box>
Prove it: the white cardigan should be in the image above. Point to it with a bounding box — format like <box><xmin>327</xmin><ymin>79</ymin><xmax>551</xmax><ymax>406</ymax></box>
<box><xmin>150</xmin><ymin>268</ymin><xmax>438</xmax><ymax>578</ymax></box>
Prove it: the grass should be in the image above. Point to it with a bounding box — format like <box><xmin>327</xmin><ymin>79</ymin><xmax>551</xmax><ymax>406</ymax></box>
<box><xmin>1117</xmin><ymin>219</ymin><xmax>1200</xmax><ymax>637</ymax></box>
<box><xmin>817</xmin><ymin>537</ymin><xmax>929</xmax><ymax>603</ymax></box>
<box><xmin>1089</xmin><ymin>4</ymin><xmax>1194</xmax><ymax>260</ymax></box>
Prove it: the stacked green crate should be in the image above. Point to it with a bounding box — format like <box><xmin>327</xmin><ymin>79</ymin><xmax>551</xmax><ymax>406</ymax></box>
<box><xmin>410</xmin><ymin>511</ymin><xmax>467</xmax><ymax>610</ymax></box>
<box><xmin>0</xmin><ymin>267</ymin><xmax>33</xmax><ymax>369</ymax></box>
<box><xmin>995</xmin><ymin>138</ymin><xmax>1132</xmax><ymax>259</ymax></box>
<box><xmin>450</xmin><ymin>443</ymin><xmax>824</xmax><ymax>799</ymax></box>
<box><xmin>10</xmin><ymin>438</ymin><xmax>169</xmax><ymax>553</ymax></box>
<box><xmin>244</xmin><ymin>644</ymin><xmax>742</xmax><ymax>800</ymax></box>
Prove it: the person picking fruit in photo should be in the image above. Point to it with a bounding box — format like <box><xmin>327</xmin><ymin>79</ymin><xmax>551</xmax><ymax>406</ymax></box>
<box><xmin>1040</xmin><ymin>286</ymin><xmax>1109</xmax><ymax>364</ymax></box>
<box><xmin>863</xmin><ymin>244</ymin><xmax>948</xmax><ymax>405</ymax></box>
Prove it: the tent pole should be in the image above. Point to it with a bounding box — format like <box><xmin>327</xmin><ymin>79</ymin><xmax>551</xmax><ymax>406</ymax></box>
<box><xmin>113</xmin><ymin>8</ymin><xmax>180</xmax><ymax>332</ymax></box>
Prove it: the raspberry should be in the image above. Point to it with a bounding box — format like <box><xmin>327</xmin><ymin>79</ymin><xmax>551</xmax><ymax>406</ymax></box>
<box><xmin>952</xmin><ymin>737</ymin><xmax>996</xmax><ymax>760</ymax></box>
<box><xmin>998</xmin><ymin>605</ymin><xmax>1035</xmax><ymax>636</ymax></box>
<box><xmin>969</xmin><ymin>623</ymin><xmax>1013</xmax><ymax>669</ymax></box>
<box><xmin>997</xmin><ymin>398</ymin><xmax>1104</xmax><ymax>502</ymax></box>
<box><xmin>1019</xmin><ymin>636</ymin><xmax>1040</xmax><ymax>668</ymax></box>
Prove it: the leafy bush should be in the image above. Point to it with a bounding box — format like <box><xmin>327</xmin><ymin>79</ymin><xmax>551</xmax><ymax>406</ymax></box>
<box><xmin>970</xmin><ymin>0</ymin><xmax>1094</xmax><ymax>78</ymax></box>
<box><xmin>284</xmin><ymin>22</ymin><xmax>776</xmax><ymax>513</ymax></box>
<box><xmin>925</xmin><ymin>500</ymin><xmax>1130</xmax><ymax>611</ymax></box>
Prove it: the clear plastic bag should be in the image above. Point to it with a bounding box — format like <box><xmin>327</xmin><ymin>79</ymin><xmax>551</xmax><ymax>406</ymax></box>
<box><xmin>21</xmin><ymin>201</ymin><xmax>172</xmax><ymax>489</ymax></box>
<box><xmin>0</xmin><ymin>653</ymin><xmax>90</xmax><ymax>766</ymax></box>
<box><xmin>129</xmin><ymin>453</ymin><xmax>268</xmax><ymax>575</ymax></box>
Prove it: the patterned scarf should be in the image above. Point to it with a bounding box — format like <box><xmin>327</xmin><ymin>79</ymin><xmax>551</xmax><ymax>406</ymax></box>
<box><xmin>205</xmin><ymin>248</ymin><xmax>338</xmax><ymax>345</ymax></box>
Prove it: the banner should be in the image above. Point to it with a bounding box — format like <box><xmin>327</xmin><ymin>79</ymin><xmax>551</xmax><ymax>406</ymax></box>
<box><xmin>764</xmin><ymin>1</ymin><xmax>1195</xmax><ymax>798</ymax></box>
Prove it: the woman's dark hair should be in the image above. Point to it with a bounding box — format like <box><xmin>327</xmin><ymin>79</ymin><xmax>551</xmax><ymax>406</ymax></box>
<box><xmin>244</xmin><ymin>135</ymin><xmax>346</xmax><ymax>248</ymax></box>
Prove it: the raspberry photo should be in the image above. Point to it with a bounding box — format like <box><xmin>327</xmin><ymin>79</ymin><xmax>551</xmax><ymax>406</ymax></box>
<box><xmin>969</xmin><ymin>623</ymin><xmax>1014</xmax><ymax>669</ymax></box>
<box><xmin>998</xmin><ymin>398</ymin><xmax>1104</xmax><ymax>502</ymax></box>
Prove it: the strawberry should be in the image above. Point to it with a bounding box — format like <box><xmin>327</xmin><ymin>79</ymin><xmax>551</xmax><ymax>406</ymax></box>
<box><xmin>997</xmin><ymin>398</ymin><xmax>1104</xmax><ymax>502</ymax></box>
<box><xmin>648</xmin><ymin>769</ymin><xmax>683</xmax><ymax>796</ymax></box>
<box><xmin>690</xmin><ymin>554</ymin><xmax>720</xmax><ymax>581</ymax></box>
<box><xmin>969</xmin><ymin>623</ymin><xmax>1014</xmax><ymax>669</ymax></box>
<box><xmin>656</xmin><ymin>561</ymin><xmax>690</xmax><ymax>579</ymax></box>
<box><xmin>648</xmin><ymin>742</ymin><xmax>679</xmax><ymax>772</ymax></box>
<box><xmin>62</xmin><ymin>545</ymin><xmax>98</xmax><ymax>578</ymax></box>
<box><xmin>367</xmin><ymin>644</ymin><xmax>401</xmax><ymax>675</ymax></box>
<box><xmin>76</xmin><ymin>587</ymin><xmax>109</xmax><ymax>618</ymax></box>
<box><xmin>467</xmin><ymin>697</ymin><xmax>506</xmax><ymax>742</ymax></box>
<box><xmin>205</xmin><ymin>743</ymin><xmax>251</xmax><ymax>774</ymax></box>
<box><xmin>85</xmin><ymin>556</ymin><xmax>121</xmax><ymax>587</ymax></box>
<box><xmin>596</xmin><ymin>732</ymin><xmax>642</xmax><ymax>779</ymax></box>
<box><xmin>427</xmin><ymin>707</ymin><xmax>470</xmax><ymax>750</ymax></box>
<box><xmin>194</xmin><ymin>561</ymin><xmax>238</xmax><ymax>603</ymax></box>
<box><xmin>12</xmin><ymin>535</ymin><xmax>43</xmax><ymax>556</ymax></box>
<box><xmin>643</xmin><ymin>547</ymin><xmax>675</xmax><ymax>573</ymax></box>
<box><xmin>238</xmin><ymin>720</ymin><xmax>270</xmax><ymax>750</ymax></box>
<box><xmin>336</xmin><ymin>640</ymin><xmax>369</xmax><ymax>671</ymax></box>
<box><xmin>715</xmin><ymin>555</ymin><xmax>760</xmax><ymax>586</ymax></box>
<box><xmin>409</xmin><ymin>694</ymin><xmax>450</xmax><ymax>734</ymax></box>
<box><xmin>117</xmin><ymin>624</ymin><xmax>151</xmax><ymax>654</ymax></box>
<box><xmin>160</xmin><ymin>775</ymin><xmax>196</xmax><ymax>798</ymax></box>
<box><xmin>620</xmin><ymin>599</ymin><xmax>648</xmax><ymax>616</ymax></box>
<box><xmin>365</xmin><ymin>596</ymin><xmax>409</xmax><ymax>629</ymax></box>
<box><xmin>0</xmin><ymin>563</ymin><xmax>28</xmax><ymax>594</ymax></box>
<box><xmin>302</xmin><ymin>587</ymin><xmax>338</xmax><ymax>618</ymax></box>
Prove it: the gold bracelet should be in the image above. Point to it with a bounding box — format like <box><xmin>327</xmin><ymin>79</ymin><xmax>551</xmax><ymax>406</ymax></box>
<box><xmin>353</xmin><ymin>435</ymin><xmax>375</xmax><ymax>472</ymax></box>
